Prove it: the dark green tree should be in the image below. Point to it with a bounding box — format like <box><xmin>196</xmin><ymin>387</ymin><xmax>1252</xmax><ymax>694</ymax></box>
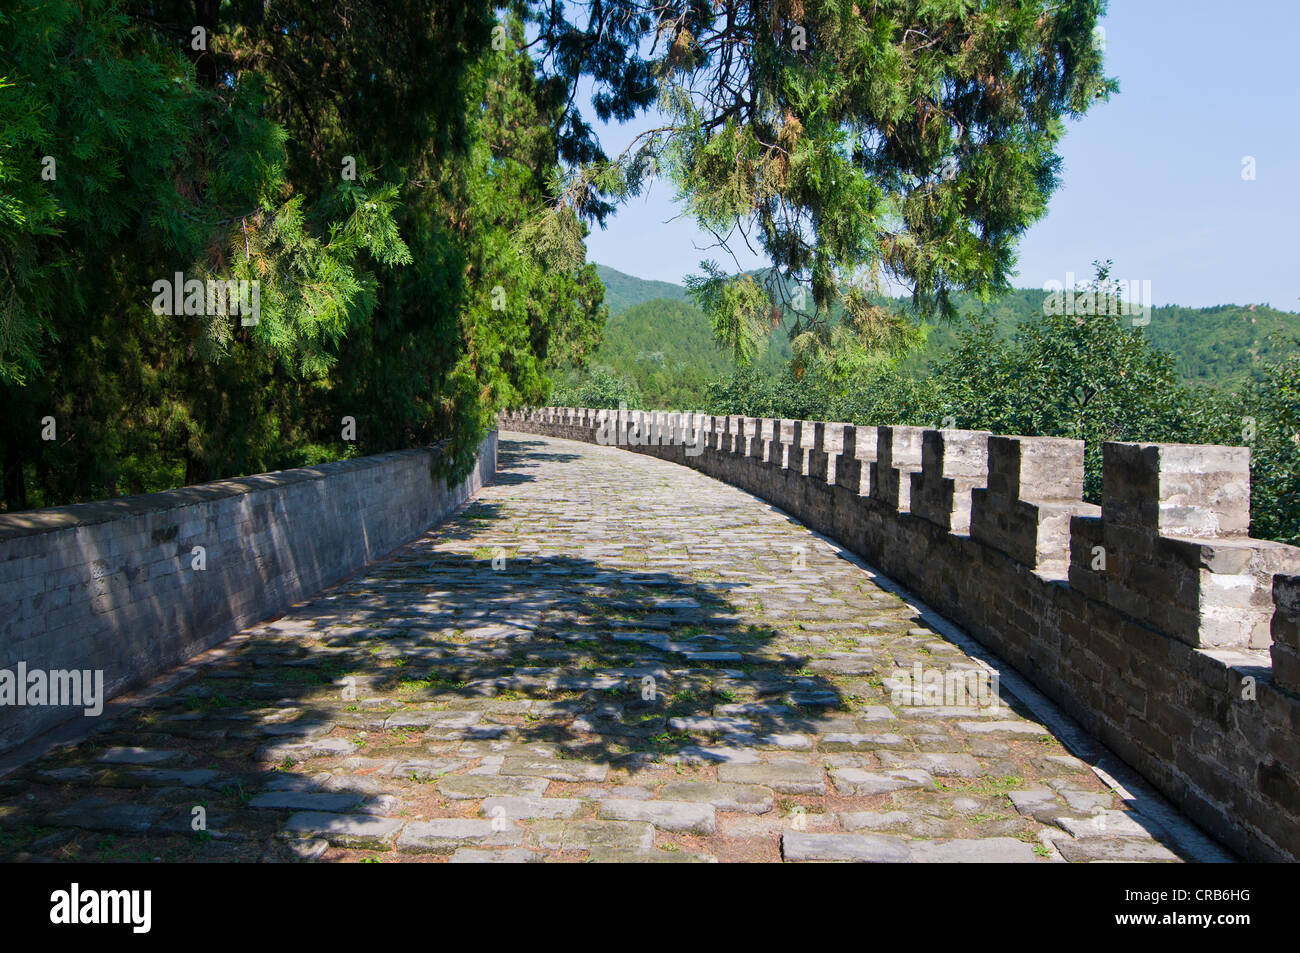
<box><xmin>0</xmin><ymin>0</ymin><xmax>605</xmax><ymax>506</ymax></box>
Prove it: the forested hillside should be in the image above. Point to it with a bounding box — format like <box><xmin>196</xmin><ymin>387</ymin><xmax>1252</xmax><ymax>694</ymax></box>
<box><xmin>594</xmin><ymin>265</ymin><xmax>691</xmax><ymax>315</ymax></box>
<box><xmin>896</xmin><ymin>291</ymin><xmax>1298</xmax><ymax>387</ymax></box>
<box><xmin>579</xmin><ymin>270</ymin><xmax>1299</xmax><ymax>399</ymax></box>
<box><xmin>554</xmin><ymin>269</ymin><xmax>789</xmax><ymax>408</ymax></box>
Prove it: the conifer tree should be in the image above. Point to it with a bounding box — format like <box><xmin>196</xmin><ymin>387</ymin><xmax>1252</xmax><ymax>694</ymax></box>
<box><xmin>0</xmin><ymin>0</ymin><xmax>605</xmax><ymax>504</ymax></box>
<box><xmin>518</xmin><ymin>0</ymin><xmax>1115</xmax><ymax>364</ymax></box>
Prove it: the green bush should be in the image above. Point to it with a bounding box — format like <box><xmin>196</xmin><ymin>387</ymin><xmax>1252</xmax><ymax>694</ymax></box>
<box><xmin>550</xmin><ymin>367</ymin><xmax>643</xmax><ymax>410</ymax></box>
<box><xmin>1246</xmin><ymin>352</ymin><xmax>1300</xmax><ymax>544</ymax></box>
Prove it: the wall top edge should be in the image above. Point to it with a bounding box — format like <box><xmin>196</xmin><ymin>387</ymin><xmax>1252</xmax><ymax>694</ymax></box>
<box><xmin>0</xmin><ymin>441</ymin><xmax>457</xmax><ymax>543</ymax></box>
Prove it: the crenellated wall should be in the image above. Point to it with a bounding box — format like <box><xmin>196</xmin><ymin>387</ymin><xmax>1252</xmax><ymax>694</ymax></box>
<box><xmin>504</xmin><ymin>406</ymin><xmax>1300</xmax><ymax>861</ymax></box>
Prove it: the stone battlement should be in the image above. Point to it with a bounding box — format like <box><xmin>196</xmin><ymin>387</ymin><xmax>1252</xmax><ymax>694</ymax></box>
<box><xmin>504</xmin><ymin>406</ymin><xmax>1300</xmax><ymax>861</ymax></box>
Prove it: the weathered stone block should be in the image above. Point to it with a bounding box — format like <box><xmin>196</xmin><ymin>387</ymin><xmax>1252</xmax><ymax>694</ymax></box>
<box><xmin>1103</xmin><ymin>442</ymin><xmax>1251</xmax><ymax>538</ymax></box>
<box><xmin>871</xmin><ymin>425</ymin><xmax>926</xmax><ymax>512</ymax></box>
<box><xmin>724</xmin><ymin>415</ymin><xmax>744</xmax><ymax>453</ymax></box>
<box><xmin>1274</xmin><ymin>576</ymin><xmax>1300</xmax><ymax>693</ymax></box>
<box><xmin>706</xmin><ymin>415</ymin><xmax>727</xmax><ymax>452</ymax></box>
<box><xmin>910</xmin><ymin>429</ymin><xmax>991</xmax><ymax>534</ymax></box>
<box><xmin>807</xmin><ymin>422</ymin><xmax>833</xmax><ymax>483</ymax></box>
<box><xmin>749</xmin><ymin>418</ymin><xmax>776</xmax><ymax>462</ymax></box>
<box><xmin>1070</xmin><ymin>443</ymin><xmax>1300</xmax><ymax>650</ymax></box>
<box><xmin>833</xmin><ymin>425</ymin><xmax>862</xmax><ymax>493</ymax></box>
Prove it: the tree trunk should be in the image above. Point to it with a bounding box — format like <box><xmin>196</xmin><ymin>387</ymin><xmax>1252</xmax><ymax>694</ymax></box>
<box><xmin>2</xmin><ymin>445</ymin><xmax>28</xmax><ymax>511</ymax></box>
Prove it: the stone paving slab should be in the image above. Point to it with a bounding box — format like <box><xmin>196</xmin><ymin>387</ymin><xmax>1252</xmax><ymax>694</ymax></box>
<box><xmin>0</xmin><ymin>434</ymin><xmax>1206</xmax><ymax>863</ymax></box>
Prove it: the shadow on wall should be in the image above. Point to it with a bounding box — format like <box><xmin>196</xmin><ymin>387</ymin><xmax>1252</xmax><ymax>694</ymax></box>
<box><xmin>0</xmin><ymin>439</ymin><xmax>496</xmax><ymax>756</ymax></box>
<box><xmin>0</xmin><ymin>437</ymin><xmax>848</xmax><ymax>859</ymax></box>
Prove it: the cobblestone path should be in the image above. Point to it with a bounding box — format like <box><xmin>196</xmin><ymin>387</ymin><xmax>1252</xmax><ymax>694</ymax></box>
<box><xmin>0</xmin><ymin>435</ymin><xmax>1196</xmax><ymax>862</ymax></box>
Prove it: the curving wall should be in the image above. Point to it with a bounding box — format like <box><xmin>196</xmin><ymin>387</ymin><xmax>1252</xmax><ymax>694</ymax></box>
<box><xmin>0</xmin><ymin>433</ymin><xmax>497</xmax><ymax>755</ymax></box>
<box><xmin>505</xmin><ymin>406</ymin><xmax>1300</xmax><ymax>861</ymax></box>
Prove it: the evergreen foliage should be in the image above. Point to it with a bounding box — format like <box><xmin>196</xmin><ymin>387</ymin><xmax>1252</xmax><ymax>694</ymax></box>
<box><xmin>0</xmin><ymin>0</ymin><xmax>605</xmax><ymax>507</ymax></box>
<box><xmin>521</xmin><ymin>0</ymin><xmax>1115</xmax><ymax>362</ymax></box>
<box><xmin>696</xmin><ymin>266</ymin><xmax>1296</xmax><ymax>541</ymax></box>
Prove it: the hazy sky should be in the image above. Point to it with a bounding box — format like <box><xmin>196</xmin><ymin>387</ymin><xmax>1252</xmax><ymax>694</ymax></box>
<box><xmin>582</xmin><ymin>2</ymin><xmax>1300</xmax><ymax>311</ymax></box>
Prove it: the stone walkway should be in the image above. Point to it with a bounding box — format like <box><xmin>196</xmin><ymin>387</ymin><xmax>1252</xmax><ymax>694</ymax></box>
<box><xmin>0</xmin><ymin>434</ymin><xmax>1198</xmax><ymax>862</ymax></box>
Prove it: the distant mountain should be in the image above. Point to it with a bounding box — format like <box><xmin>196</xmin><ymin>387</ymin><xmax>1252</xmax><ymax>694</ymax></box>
<box><xmin>592</xmin><ymin>265</ymin><xmax>1299</xmax><ymax>392</ymax></box>
<box><xmin>897</xmin><ymin>290</ymin><xmax>1299</xmax><ymax>388</ymax></box>
<box><xmin>594</xmin><ymin>265</ymin><xmax>691</xmax><ymax>315</ymax></box>
<box><xmin>581</xmin><ymin>296</ymin><xmax>789</xmax><ymax>408</ymax></box>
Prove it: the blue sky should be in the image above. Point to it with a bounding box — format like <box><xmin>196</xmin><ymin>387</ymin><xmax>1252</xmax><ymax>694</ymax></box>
<box><xmin>582</xmin><ymin>2</ymin><xmax>1300</xmax><ymax>311</ymax></box>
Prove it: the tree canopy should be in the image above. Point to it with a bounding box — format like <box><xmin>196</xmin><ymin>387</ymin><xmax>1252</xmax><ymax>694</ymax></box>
<box><xmin>0</xmin><ymin>0</ymin><xmax>606</xmax><ymax>507</ymax></box>
<box><xmin>2</xmin><ymin>0</ymin><xmax>1117</xmax><ymax>512</ymax></box>
<box><xmin>514</xmin><ymin>0</ymin><xmax>1115</xmax><ymax>363</ymax></box>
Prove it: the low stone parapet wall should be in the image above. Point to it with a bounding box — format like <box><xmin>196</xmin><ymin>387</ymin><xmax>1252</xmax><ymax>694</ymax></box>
<box><xmin>0</xmin><ymin>432</ymin><xmax>498</xmax><ymax>754</ymax></box>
